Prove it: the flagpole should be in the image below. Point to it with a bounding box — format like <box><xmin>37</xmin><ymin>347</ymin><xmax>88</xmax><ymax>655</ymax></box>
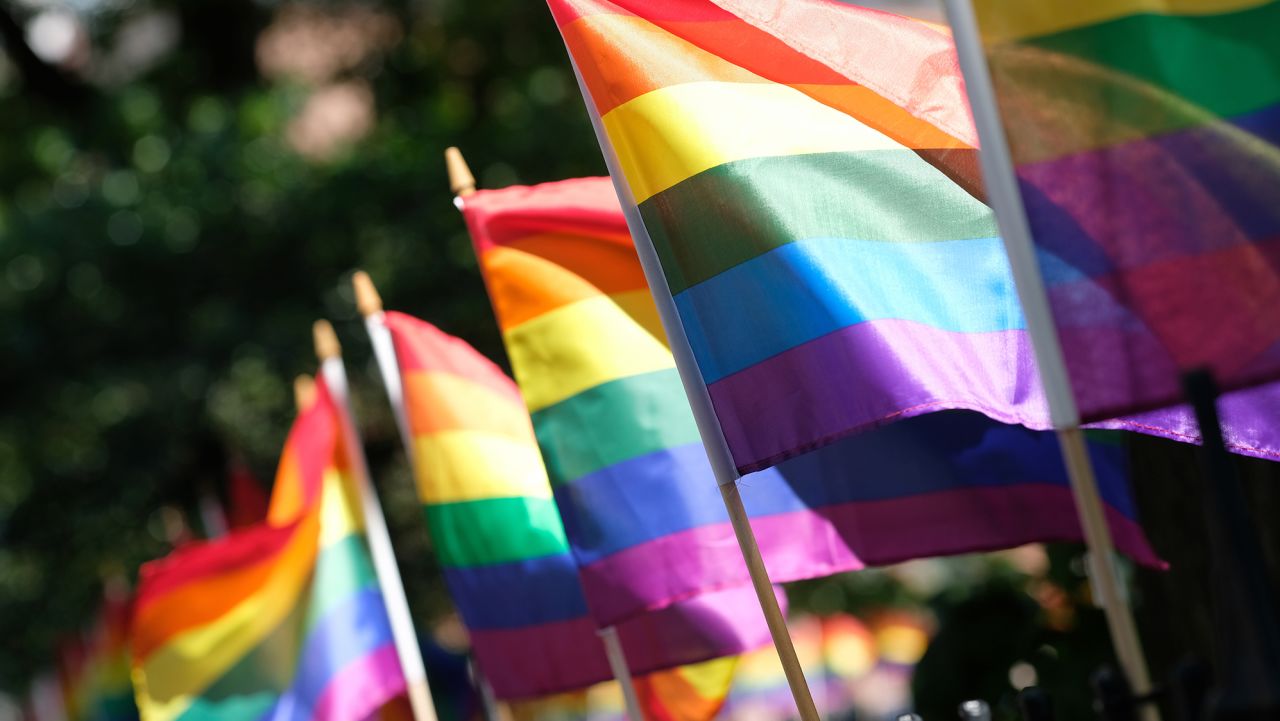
<box><xmin>313</xmin><ymin>320</ymin><xmax>439</xmax><ymax>721</ymax></box>
<box><xmin>941</xmin><ymin>1</ymin><xmax>1156</xmax><ymax>715</ymax></box>
<box><xmin>436</xmin><ymin>164</ymin><xmax>649</xmax><ymax>721</ymax></box>
<box><xmin>599</xmin><ymin>627</ymin><xmax>646</xmax><ymax>721</ymax></box>
<box><xmin>352</xmin><ymin>273</ymin><xmax>509</xmax><ymax>721</ymax></box>
<box><xmin>557</xmin><ymin>53</ymin><xmax>822</xmax><ymax>721</ymax></box>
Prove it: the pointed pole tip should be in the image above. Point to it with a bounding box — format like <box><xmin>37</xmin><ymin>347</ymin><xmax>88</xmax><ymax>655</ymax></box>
<box><xmin>313</xmin><ymin>319</ymin><xmax>342</xmax><ymax>361</ymax></box>
<box><xmin>445</xmin><ymin>146</ymin><xmax>476</xmax><ymax>198</ymax></box>
<box><xmin>293</xmin><ymin>374</ymin><xmax>317</xmax><ymax>412</ymax></box>
<box><xmin>352</xmin><ymin>271</ymin><xmax>383</xmax><ymax>317</ymax></box>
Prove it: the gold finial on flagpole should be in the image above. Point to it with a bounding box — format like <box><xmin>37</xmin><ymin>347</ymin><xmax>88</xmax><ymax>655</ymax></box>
<box><xmin>313</xmin><ymin>319</ymin><xmax>342</xmax><ymax>361</ymax></box>
<box><xmin>353</xmin><ymin>270</ymin><xmax>383</xmax><ymax>318</ymax></box>
<box><xmin>293</xmin><ymin>374</ymin><xmax>317</xmax><ymax>411</ymax></box>
<box><xmin>445</xmin><ymin>146</ymin><xmax>476</xmax><ymax>198</ymax></box>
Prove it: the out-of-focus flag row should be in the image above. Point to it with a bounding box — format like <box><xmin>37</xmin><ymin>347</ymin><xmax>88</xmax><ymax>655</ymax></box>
<box><xmin>129</xmin><ymin>379</ymin><xmax>408</xmax><ymax>721</ymax></box>
<box><xmin>503</xmin><ymin>611</ymin><xmax>930</xmax><ymax>721</ymax></box>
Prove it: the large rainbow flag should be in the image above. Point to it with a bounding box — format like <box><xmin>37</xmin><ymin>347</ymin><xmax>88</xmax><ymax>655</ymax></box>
<box><xmin>382</xmin><ymin>311</ymin><xmax>775</xmax><ymax>699</ymax></box>
<box><xmin>129</xmin><ymin>379</ymin><xmax>407</xmax><ymax>721</ymax></box>
<box><xmin>969</xmin><ymin>0</ymin><xmax>1280</xmax><ymax>422</ymax></box>
<box><xmin>548</xmin><ymin>0</ymin><xmax>1280</xmax><ymax>470</ymax></box>
<box><xmin>458</xmin><ymin>175</ymin><xmax>1159</xmax><ymax>618</ymax></box>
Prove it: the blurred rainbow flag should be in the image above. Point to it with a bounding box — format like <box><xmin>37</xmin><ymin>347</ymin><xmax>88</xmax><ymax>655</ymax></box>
<box><xmin>383</xmin><ymin>312</ymin><xmax>773</xmax><ymax>699</ymax></box>
<box><xmin>129</xmin><ymin>378</ymin><xmax>407</xmax><ymax>721</ymax></box>
<box><xmin>969</xmin><ymin>0</ymin><xmax>1280</xmax><ymax>427</ymax></box>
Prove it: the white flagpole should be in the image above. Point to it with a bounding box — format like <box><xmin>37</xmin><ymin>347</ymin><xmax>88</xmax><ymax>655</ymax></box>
<box><xmin>352</xmin><ymin>273</ymin><xmax>509</xmax><ymax>721</ymax></box>
<box><xmin>559</xmin><ymin>51</ymin><xmax>821</xmax><ymax>721</ymax></box>
<box><xmin>313</xmin><ymin>320</ymin><xmax>439</xmax><ymax>721</ymax></box>
<box><xmin>941</xmin><ymin>1</ymin><xmax>1157</xmax><ymax>715</ymax></box>
<box><xmin>435</xmin><ymin>164</ymin><xmax>649</xmax><ymax>721</ymax></box>
<box><xmin>599</xmin><ymin>627</ymin><xmax>645</xmax><ymax>721</ymax></box>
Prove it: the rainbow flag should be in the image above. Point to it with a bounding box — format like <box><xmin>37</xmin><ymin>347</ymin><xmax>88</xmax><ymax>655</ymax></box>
<box><xmin>548</xmin><ymin>0</ymin><xmax>1280</xmax><ymax>468</ymax></box>
<box><xmin>633</xmin><ymin>658</ymin><xmax>737</xmax><ymax>721</ymax></box>
<box><xmin>970</xmin><ymin>0</ymin><xmax>1280</xmax><ymax>421</ymax></box>
<box><xmin>459</xmin><ymin>176</ymin><xmax>1159</xmax><ymax>602</ymax></box>
<box><xmin>129</xmin><ymin>379</ymin><xmax>407</xmax><ymax>721</ymax></box>
<box><xmin>69</xmin><ymin>591</ymin><xmax>138</xmax><ymax>721</ymax></box>
<box><xmin>382</xmin><ymin>311</ymin><xmax>775</xmax><ymax>699</ymax></box>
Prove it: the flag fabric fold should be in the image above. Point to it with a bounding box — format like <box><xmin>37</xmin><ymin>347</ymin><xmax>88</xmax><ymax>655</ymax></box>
<box><xmin>547</xmin><ymin>0</ymin><xmax>1280</xmax><ymax>472</ymax></box>
<box><xmin>383</xmin><ymin>311</ymin><xmax>774</xmax><ymax>699</ymax></box>
<box><xmin>968</xmin><ymin>0</ymin><xmax>1280</xmax><ymax>420</ymax></box>
<box><xmin>129</xmin><ymin>380</ymin><xmax>407</xmax><ymax>721</ymax></box>
<box><xmin>458</xmin><ymin>175</ymin><xmax>1160</xmax><ymax>621</ymax></box>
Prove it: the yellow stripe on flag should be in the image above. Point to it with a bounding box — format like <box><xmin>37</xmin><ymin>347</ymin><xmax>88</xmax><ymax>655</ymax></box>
<box><xmin>412</xmin><ymin>431</ymin><xmax>552</xmax><ymax>504</ymax></box>
<box><xmin>505</xmin><ymin>294</ymin><xmax>675</xmax><ymax>412</ymax></box>
<box><xmin>602</xmin><ymin>81</ymin><xmax>904</xmax><ymax>203</ymax></box>
<box><xmin>319</xmin><ymin>468</ymin><xmax>363</xmax><ymax>548</ymax></box>
<box><xmin>402</xmin><ymin>370</ymin><xmax>535</xmax><ymax>440</ymax></box>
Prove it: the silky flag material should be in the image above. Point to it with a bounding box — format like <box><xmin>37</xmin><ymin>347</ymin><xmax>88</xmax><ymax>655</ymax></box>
<box><xmin>970</xmin><ymin>0</ymin><xmax>1280</xmax><ymax>420</ymax></box>
<box><xmin>383</xmin><ymin>311</ymin><xmax>775</xmax><ymax>699</ymax></box>
<box><xmin>548</xmin><ymin>0</ymin><xmax>1280</xmax><ymax>468</ymax></box>
<box><xmin>130</xmin><ymin>380</ymin><xmax>407</xmax><ymax>721</ymax></box>
<box><xmin>459</xmin><ymin>176</ymin><xmax>1159</xmax><ymax>625</ymax></box>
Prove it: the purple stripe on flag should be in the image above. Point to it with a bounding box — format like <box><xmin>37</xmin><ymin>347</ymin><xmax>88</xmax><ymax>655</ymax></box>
<box><xmin>311</xmin><ymin>643</ymin><xmax>405</xmax><ymax>721</ymax></box>
<box><xmin>581</xmin><ymin>485</ymin><xmax>1160</xmax><ymax>624</ymax></box>
<box><xmin>469</xmin><ymin>616</ymin><xmax>614</xmax><ymax>699</ymax></box>
<box><xmin>1098</xmin><ymin>378</ymin><xmax>1280</xmax><ymax>461</ymax></box>
<box><xmin>579</xmin><ymin>515</ymin><xmax>854</xmax><ymax>626</ymax></box>
<box><xmin>705</xmin><ymin>320</ymin><xmax>1052</xmax><ymax>473</ymax></box>
<box><xmin>1055</xmin><ymin>318</ymin><xmax>1280</xmax><ymax>423</ymax></box>
<box><xmin>613</xmin><ymin>585</ymin><xmax>779</xmax><ymax>672</ymax></box>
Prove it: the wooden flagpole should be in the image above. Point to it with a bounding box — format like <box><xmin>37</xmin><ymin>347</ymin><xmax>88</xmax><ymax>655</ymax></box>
<box><xmin>560</xmin><ymin>50</ymin><xmax>822</xmax><ymax>721</ymax></box>
<box><xmin>313</xmin><ymin>320</ymin><xmax>439</xmax><ymax>721</ymax></box>
<box><xmin>941</xmin><ymin>2</ymin><xmax>1157</xmax><ymax>717</ymax></box>
<box><xmin>353</xmin><ymin>271</ymin><xmax>509</xmax><ymax>721</ymax></box>
<box><xmin>443</xmin><ymin>152</ymin><xmax>647</xmax><ymax>721</ymax></box>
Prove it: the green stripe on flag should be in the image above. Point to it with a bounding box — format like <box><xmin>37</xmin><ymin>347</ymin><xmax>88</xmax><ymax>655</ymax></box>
<box><xmin>304</xmin><ymin>534</ymin><xmax>379</xmax><ymax>633</ymax></box>
<box><xmin>1023</xmin><ymin>3</ymin><xmax>1280</xmax><ymax>119</ymax></box>
<box><xmin>532</xmin><ymin>368</ymin><xmax>701</xmax><ymax>486</ymax></box>
<box><xmin>639</xmin><ymin>149</ymin><xmax>997</xmax><ymax>294</ymax></box>
<box><xmin>425</xmin><ymin>496</ymin><xmax>570</xmax><ymax>567</ymax></box>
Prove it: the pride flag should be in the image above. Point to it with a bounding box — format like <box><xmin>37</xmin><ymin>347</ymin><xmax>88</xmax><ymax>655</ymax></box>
<box><xmin>549</xmin><ymin>0</ymin><xmax>1280</xmax><ymax>469</ymax></box>
<box><xmin>459</xmin><ymin>176</ymin><xmax>1159</xmax><ymax>616</ymax></box>
<box><xmin>130</xmin><ymin>379</ymin><xmax>407</xmax><ymax>721</ymax></box>
<box><xmin>64</xmin><ymin>590</ymin><xmax>138</xmax><ymax>721</ymax></box>
<box><xmin>969</xmin><ymin>0</ymin><xmax>1280</xmax><ymax>421</ymax></box>
<box><xmin>382</xmin><ymin>311</ymin><xmax>775</xmax><ymax>699</ymax></box>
